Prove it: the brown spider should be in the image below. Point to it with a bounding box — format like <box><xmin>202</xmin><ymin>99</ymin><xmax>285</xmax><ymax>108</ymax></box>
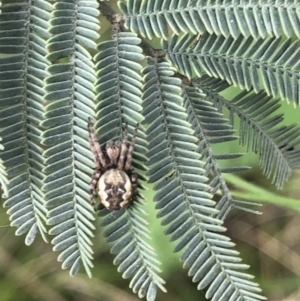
<box><xmin>88</xmin><ymin>119</ymin><xmax>138</xmax><ymax>211</ymax></box>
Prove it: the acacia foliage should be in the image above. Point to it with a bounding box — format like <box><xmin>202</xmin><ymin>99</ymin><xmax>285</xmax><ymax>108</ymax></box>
<box><xmin>0</xmin><ymin>1</ymin><xmax>299</xmax><ymax>301</ymax></box>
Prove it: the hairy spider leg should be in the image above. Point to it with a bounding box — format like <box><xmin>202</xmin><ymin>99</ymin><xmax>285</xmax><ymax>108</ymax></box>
<box><xmin>90</xmin><ymin>169</ymin><xmax>102</xmax><ymax>211</ymax></box>
<box><xmin>88</xmin><ymin>118</ymin><xmax>107</xmax><ymax>168</ymax></box>
<box><xmin>128</xmin><ymin>166</ymin><xmax>138</xmax><ymax>202</ymax></box>
<box><xmin>125</xmin><ymin>124</ymin><xmax>139</xmax><ymax>170</ymax></box>
<box><xmin>117</xmin><ymin>123</ymin><xmax>128</xmax><ymax>170</ymax></box>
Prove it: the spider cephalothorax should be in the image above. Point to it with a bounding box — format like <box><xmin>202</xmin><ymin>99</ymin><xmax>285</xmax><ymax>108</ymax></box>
<box><xmin>88</xmin><ymin>119</ymin><xmax>138</xmax><ymax>211</ymax></box>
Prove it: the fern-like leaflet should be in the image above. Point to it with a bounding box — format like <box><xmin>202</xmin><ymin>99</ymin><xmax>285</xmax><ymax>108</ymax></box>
<box><xmin>182</xmin><ymin>85</ymin><xmax>261</xmax><ymax>220</ymax></box>
<box><xmin>0</xmin><ymin>0</ymin><xmax>52</xmax><ymax>245</ymax></box>
<box><xmin>143</xmin><ymin>57</ymin><xmax>266</xmax><ymax>301</ymax></box>
<box><xmin>41</xmin><ymin>0</ymin><xmax>100</xmax><ymax>277</ymax></box>
<box><xmin>93</xmin><ymin>31</ymin><xmax>166</xmax><ymax>300</ymax></box>
<box><xmin>119</xmin><ymin>0</ymin><xmax>300</xmax><ymax>40</ymax></box>
<box><xmin>163</xmin><ymin>34</ymin><xmax>300</xmax><ymax>104</ymax></box>
<box><xmin>194</xmin><ymin>77</ymin><xmax>300</xmax><ymax>189</ymax></box>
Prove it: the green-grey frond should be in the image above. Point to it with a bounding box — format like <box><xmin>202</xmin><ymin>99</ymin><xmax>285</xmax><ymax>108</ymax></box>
<box><xmin>162</xmin><ymin>34</ymin><xmax>300</xmax><ymax>105</ymax></box>
<box><xmin>93</xmin><ymin>30</ymin><xmax>148</xmax><ymax>196</ymax></box>
<box><xmin>0</xmin><ymin>0</ymin><xmax>52</xmax><ymax>245</ymax></box>
<box><xmin>93</xmin><ymin>32</ymin><xmax>145</xmax><ymax>142</ymax></box>
<box><xmin>182</xmin><ymin>85</ymin><xmax>260</xmax><ymax>219</ymax></box>
<box><xmin>99</xmin><ymin>205</ymin><xmax>166</xmax><ymax>301</ymax></box>
<box><xmin>143</xmin><ymin>57</ymin><xmax>265</xmax><ymax>301</ymax></box>
<box><xmin>42</xmin><ymin>0</ymin><xmax>100</xmax><ymax>277</ymax></box>
<box><xmin>0</xmin><ymin>1</ymin><xmax>299</xmax><ymax>300</ymax></box>
<box><xmin>119</xmin><ymin>0</ymin><xmax>300</xmax><ymax>40</ymax></box>
<box><xmin>194</xmin><ymin>78</ymin><xmax>300</xmax><ymax>189</ymax></box>
<box><xmin>94</xmin><ymin>31</ymin><xmax>165</xmax><ymax>300</ymax></box>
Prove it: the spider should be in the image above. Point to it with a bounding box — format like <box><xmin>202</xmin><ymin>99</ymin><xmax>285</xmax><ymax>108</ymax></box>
<box><xmin>88</xmin><ymin>119</ymin><xmax>138</xmax><ymax>211</ymax></box>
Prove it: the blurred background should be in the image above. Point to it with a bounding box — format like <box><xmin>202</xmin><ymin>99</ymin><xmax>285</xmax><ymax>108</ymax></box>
<box><xmin>1</xmin><ymin>1</ymin><xmax>300</xmax><ymax>300</ymax></box>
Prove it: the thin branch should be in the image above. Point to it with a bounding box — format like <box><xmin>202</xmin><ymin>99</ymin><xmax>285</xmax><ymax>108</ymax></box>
<box><xmin>99</xmin><ymin>1</ymin><xmax>165</xmax><ymax>59</ymax></box>
<box><xmin>98</xmin><ymin>0</ymin><xmax>116</xmax><ymax>24</ymax></box>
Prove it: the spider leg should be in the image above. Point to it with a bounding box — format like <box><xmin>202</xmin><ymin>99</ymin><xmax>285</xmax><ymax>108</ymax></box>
<box><xmin>88</xmin><ymin>118</ymin><xmax>107</xmax><ymax>168</ymax></box>
<box><xmin>90</xmin><ymin>169</ymin><xmax>101</xmax><ymax>212</ymax></box>
<box><xmin>117</xmin><ymin>123</ymin><xmax>128</xmax><ymax>170</ymax></box>
<box><xmin>125</xmin><ymin>123</ymin><xmax>139</xmax><ymax>170</ymax></box>
<box><xmin>128</xmin><ymin>167</ymin><xmax>138</xmax><ymax>203</ymax></box>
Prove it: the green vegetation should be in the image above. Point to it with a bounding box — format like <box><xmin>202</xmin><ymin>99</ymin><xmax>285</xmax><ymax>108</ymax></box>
<box><xmin>0</xmin><ymin>1</ymin><xmax>299</xmax><ymax>301</ymax></box>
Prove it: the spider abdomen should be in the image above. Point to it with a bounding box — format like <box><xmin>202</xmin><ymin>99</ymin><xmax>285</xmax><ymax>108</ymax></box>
<box><xmin>98</xmin><ymin>169</ymin><xmax>132</xmax><ymax>210</ymax></box>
